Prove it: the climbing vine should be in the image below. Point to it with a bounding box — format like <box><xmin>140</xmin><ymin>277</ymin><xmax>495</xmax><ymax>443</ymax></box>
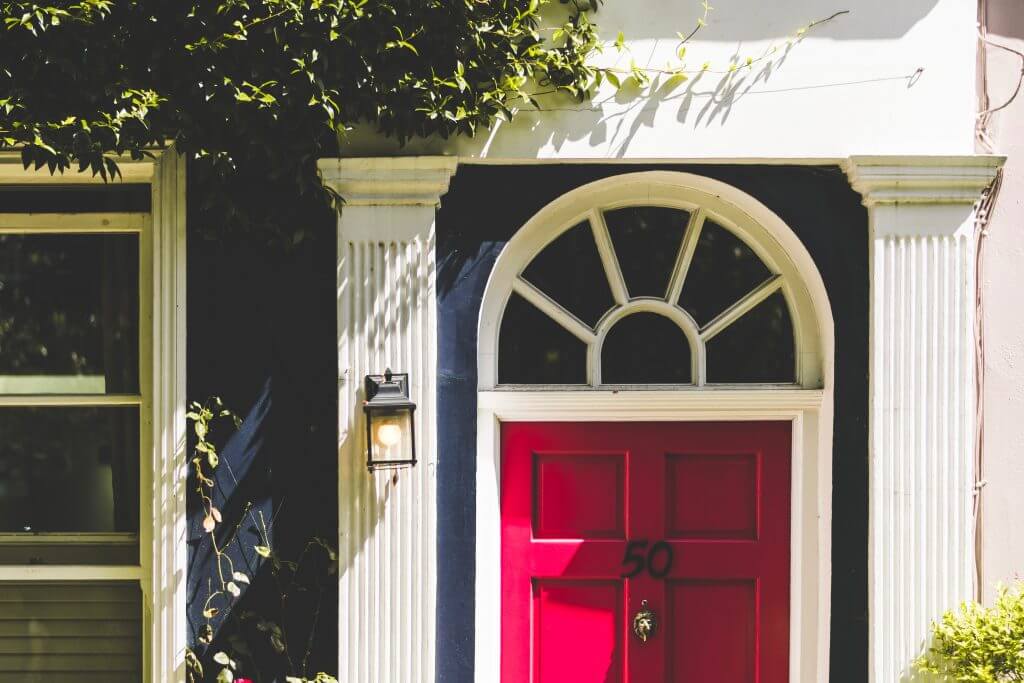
<box><xmin>187</xmin><ymin>398</ymin><xmax>339</xmax><ymax>683</ymax></box>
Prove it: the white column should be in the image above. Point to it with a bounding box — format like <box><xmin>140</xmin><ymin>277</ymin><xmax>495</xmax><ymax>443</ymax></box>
<box><xmin>149</xmin><ymin>147</ymin><xmax>189</xmax><ymax>683</ymax></box>
<box><xmin>318</xmin><ymin>156</ymin><xmax>457</xmax><ymax>683</ymax></box>
<box><xmin>847</xmin><ymin>156</ymin><xmax>1003</xmax><ymax>683</ymax></box>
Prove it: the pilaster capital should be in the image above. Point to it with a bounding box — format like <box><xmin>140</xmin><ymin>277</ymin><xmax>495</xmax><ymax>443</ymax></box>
<box><xmin>317</xmin><ymin>156</ymin><xmax>458</xmax><ymax>206</ymax></box>
<box><xmin>844</xmin><ymin>155</ymin><xmax>1004</xmax><ymax>207</ymax></box>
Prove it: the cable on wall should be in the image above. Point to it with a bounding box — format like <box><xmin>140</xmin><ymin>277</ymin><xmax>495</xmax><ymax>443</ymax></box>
<box><xmin>973</xmin><ymin>0</ymin><xmax>1023</xmax><ymax>601</ymax></box>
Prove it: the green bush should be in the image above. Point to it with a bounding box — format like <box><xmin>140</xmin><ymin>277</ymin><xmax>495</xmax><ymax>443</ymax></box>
<box><xmin>917</xmin><ymin>583</ymin><xmax>1024</xmax><ymax>682</ymax></box>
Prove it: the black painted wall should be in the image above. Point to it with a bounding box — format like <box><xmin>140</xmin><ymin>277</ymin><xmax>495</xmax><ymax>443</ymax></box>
<box><xmin>435</xmin><ymin>164</ymin><xmax>869</xmax><ymax>682</ymax></box>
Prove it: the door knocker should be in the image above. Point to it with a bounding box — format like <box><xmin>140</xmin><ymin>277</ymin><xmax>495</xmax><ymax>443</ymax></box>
<box><xmin>632</xmin><ymin>599</ymin><xmax>657</xmax><ymax>643</ymax></box>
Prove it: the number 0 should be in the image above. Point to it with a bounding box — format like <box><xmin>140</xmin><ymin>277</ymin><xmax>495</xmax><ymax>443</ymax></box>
<box><xmin>647</xmin><ymin>541</ymin><xmax>673</xmax><ymax>578</ymax></box>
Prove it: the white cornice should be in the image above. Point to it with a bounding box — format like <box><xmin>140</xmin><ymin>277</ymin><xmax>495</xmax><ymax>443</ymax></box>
<box><xmin>317</xmin><ymin>156</ymin><xmax>458</xmax><ymax>206</ymax></box>
<box><xmin>844</xmin><ymin>155</ymin><xmax>1005</xmax><ymax>206</ymax></box>
<box><xmin>0</xmin><ymin>150</ymin><xmax>163</xmax><ymax>185</ymax></box>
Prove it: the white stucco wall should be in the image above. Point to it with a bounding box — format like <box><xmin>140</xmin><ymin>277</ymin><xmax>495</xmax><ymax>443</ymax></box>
<box><xmin>979</xmin><ymin>0</ymin><xmax>1024</xmax><ymax>600</ymax></box>
<box><xmin>344</xmin><ymin>0</ymin><xmax>978</xmax><ymax>160</ymax></box>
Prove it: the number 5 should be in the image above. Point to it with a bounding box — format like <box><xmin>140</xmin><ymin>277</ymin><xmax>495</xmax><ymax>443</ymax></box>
<box><xmin>620</xmin><ymin>540</ymin><xmax>649</xmax><ymax>578</ymax></box>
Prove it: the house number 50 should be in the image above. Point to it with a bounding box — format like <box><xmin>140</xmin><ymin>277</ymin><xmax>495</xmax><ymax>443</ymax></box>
<box><xmin>620</xmin><ymin>540</ymin><xmax>674</xmax><ymax>578</ymax></box>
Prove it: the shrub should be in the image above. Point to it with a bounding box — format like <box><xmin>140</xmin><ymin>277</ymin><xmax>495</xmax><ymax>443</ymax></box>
<box><xmin>917</xmin><ymin>583</ymin><xmax>1024</xmax><ymax>682</ymax></box>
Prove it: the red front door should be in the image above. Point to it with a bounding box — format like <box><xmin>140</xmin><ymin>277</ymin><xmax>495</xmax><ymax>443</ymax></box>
<box><xmin>500</xmin><ymin>421</ymin><xmax>791</xmax><ymax>682</ymax></box>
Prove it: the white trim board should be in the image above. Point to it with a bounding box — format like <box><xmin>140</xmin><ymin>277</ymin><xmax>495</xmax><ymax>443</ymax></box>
<box><xmin>0</xmin><ymin>565</ymin><xmax>144</xmax><ymax>581</ymax></box>
<box><xmin>148</xmin><ymin>147</ymin><xmax>189</xmax><ymax>683</ymax></box>
<box><xmin>0</xmin><ymin>151</ymin><xmax>161</xmax><ymax>184</ymax></box>
<box><xmin>0</xmin><ymin>212</ymin><xmax>148</xmax><ymax>233</ymax></box>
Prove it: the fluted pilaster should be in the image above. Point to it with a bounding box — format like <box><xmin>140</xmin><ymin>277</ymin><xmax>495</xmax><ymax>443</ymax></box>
<box><xmin>847</xmin><ymin>155</ymin><xmax>1002</xmax><ymax>682</ymax></box>
<box><xmin>319</xmin><ymin>156</ymin><xmax>456</xmax><ymax>683</ymax></box>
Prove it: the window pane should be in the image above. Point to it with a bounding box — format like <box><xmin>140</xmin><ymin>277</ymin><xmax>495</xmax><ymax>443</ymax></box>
<box><xmin>522</xmin><ymin>221</ymin><xmax>615</xmax><ymax>328</ymax></box>
<box><xmin>0</xmin><ymin>581</ymin><xmax>142</xmax><ymax>681</ymax></box>
<box><xmin>601</xmin><ymin>313</ymin><xmax>692</xmax><ymax>384</ymax></box>
<box><xmin>705</xmin><ymin>291</ymin><xmax>796</xmax><ymax>383</ymax></box>
<box><xmin>677</xmin><ymin>221</ymin><xmax>772</xmax><ymax>327</ymax></box>
<box><xmin>0</xmin><ymin>407</ymin><xmax>139</xmax><ymax>533</ymax></box>
<box><xmin>0</xmin><ymin>234</ymin><xmax>139</xmax><ymax>394</ymax></box>
<box><xmin>604</xmin><ymin>206</ymin><xmax>689</xmax><ymax>299</ymax></box>
<box><xmin>499</xmin><ymin>292</ymin><xmax>587</xmax><ymax>384</ymax></box>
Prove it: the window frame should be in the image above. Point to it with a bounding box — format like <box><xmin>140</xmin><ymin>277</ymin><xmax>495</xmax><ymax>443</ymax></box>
<box><xmin>0</xmin><ymin>211</ymin><xmax>151</xmax><ymax>570</ymax></box>
<box><xmin>479</xmin><ymin>174</ymin><xmax>826</xmax><ymax>391</ymax></box>
<box><xmin>0</xmin><ymin>149</ymin><xmax>188</xmax><ymax>683</ymax></box>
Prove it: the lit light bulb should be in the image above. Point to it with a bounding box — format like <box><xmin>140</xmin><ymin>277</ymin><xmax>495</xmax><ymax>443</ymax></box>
<box><xmin>376</xmin><ymin>422</ymin><xmax>402</xmax><ymax>447</ymax></box>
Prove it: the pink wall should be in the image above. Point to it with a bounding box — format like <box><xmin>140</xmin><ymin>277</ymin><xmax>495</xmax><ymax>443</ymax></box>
<box><xmin>979</xmin><ymin>0</ymin><xmax>1024</xmax><ymax>600</ymax></box>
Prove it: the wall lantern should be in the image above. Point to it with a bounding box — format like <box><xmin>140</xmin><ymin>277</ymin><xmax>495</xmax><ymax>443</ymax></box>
<box><xmin>363</xmin><ymin>369</ymin><xmax>417</xmax><ymax>470</ymax></box>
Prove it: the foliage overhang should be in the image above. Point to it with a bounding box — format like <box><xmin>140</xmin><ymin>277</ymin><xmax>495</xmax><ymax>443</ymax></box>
<box><xmin>1</xmin><ymin>0</ymin><xmax>840</xmax><ymax>236</ymax></box>
<box><xmin>1</xmin><ymin>0</ymin><xmax>607</xmax><ymax>232</ymax></box>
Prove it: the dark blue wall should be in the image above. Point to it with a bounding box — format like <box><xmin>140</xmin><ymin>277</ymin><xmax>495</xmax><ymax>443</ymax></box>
<box><xmin>186</xmin><ymin>174</ymin><xmax>338</xmax><ymax>681</ymax></box>
<box><xmin>435</xmin><ymin>164</ymin><xmax>869</xmax><ymax>682</ymax></box>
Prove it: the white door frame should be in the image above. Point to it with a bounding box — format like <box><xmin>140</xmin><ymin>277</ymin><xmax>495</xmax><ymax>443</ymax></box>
<box><xmin>474</xmin><ymin>388</ymin><xmax>833</xmax><ymax>683</ymax></box>
<box><xmin>473</xmin><ymin>170</ymin><xmax>835</xmax><ymax>682</ymax></box>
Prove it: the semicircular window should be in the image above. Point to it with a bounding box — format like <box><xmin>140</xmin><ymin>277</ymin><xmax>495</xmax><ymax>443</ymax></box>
<box><xmin>498</xmin><ymin>205</ymin><xmax>796</xmax><ymax>386</ymax></box>
<box><xmin>601</xmin><ymin>313</ymin><xmax>692</xmax><ymax>384</ymax></box>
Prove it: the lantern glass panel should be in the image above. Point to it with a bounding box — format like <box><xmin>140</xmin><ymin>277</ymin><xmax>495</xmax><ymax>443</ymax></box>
<box><xmin>369</xmin><ymin>408</ymin><xmax>415</xmax><ymax>466</ymax></box>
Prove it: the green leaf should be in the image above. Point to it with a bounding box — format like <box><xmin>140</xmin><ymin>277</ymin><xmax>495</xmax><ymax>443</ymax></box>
<box><xmin>662</xmin><ymin>72</ymin><xmax>689</xmax><ymax>93</ymax></box>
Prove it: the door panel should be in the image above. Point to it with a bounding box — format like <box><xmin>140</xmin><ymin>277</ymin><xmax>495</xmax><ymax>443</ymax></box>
<box><xmin>665</xmin><ymin>453</ymin><xmax>758</xmax><ymax>539</ymax></box>
<box><xmin>534</xmin><ymin>454</ymin><xmax>625</xmax><ymax>538</ymax></box>
<box><xmin>667</xmin><ymin>579</ymin><xmax>756</xmax><ymax>683</ymax></box>
<box><xmin>534</xmin><ymin>580</ymin><xmax>623</xmax><ymax>683</ymax></box>
<box><xmin>501</xmin><ymin>421</ymin><xmax>790</xmax><ymax>682</ymax></box>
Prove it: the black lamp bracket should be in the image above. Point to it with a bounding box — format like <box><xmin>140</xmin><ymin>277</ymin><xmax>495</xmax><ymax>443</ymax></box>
<box><xmin>364</xmin><ymin>368</ymin><xmax>415</xmax><ymax>410</ymax></box>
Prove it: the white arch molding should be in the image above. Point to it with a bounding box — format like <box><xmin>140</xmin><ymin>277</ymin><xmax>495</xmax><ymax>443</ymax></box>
<box><xmin>474</xmin><ymin>171</ymin><xmax>836</xmax><ymax>683</ymax></box>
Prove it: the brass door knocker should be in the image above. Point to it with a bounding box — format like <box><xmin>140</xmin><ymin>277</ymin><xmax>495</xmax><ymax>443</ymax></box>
<box><xmin>632</xmin><ymin>599</ymin><xmax>657</xmax><ymax>642</ymax></box>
